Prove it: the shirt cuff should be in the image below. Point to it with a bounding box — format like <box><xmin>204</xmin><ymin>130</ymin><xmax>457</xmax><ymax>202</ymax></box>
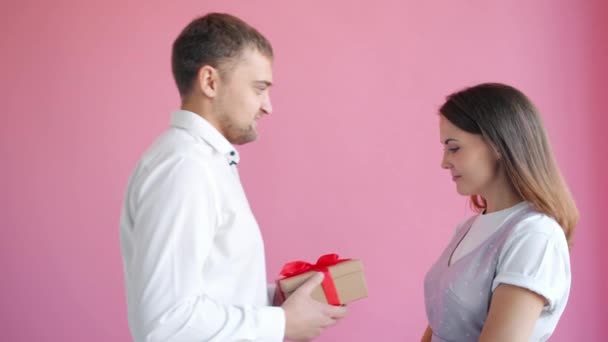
<box><xmin>267</xmin><ymin>283</ymin><xmax>277</xmax><ymax>304</ymax></box>
<box><xmin>257</xmin><ymin>306</ymin><xmax>285</xmax><ymax>342</ymax></box>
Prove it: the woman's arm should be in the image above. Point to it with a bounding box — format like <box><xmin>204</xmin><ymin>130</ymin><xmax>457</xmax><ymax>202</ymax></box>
<box><xmin>479</xmin><ymin>284</ymin><xmax>544</xmax><ymax>342</ymax></box>
<box><xmin>421</xmin><ymin>325</ymin><xmax>432</xmax><ymax>342</ymax></box>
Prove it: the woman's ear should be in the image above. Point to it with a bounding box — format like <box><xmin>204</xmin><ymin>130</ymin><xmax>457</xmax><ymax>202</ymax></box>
<box><xmin>489</xmin><ymin>141</ymin><xmax>502</xmax><ymax>161</ymax></box>
<box><xmin>483</xmin><ymin>137</ymin><xmax>502</xmax><ymax>161</ymax></box>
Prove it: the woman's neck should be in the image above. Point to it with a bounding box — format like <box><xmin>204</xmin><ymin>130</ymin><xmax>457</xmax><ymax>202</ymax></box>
<box><xmin>481</xmin><ymin>175</ymin><xmax>523</xmax><ymax>214</ymax></box>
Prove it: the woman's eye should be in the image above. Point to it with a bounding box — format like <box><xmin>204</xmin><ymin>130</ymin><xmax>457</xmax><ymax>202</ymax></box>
<box><xmin>447</xmin><ymin>147</ymin><xmax>459</xmax><ymax>153</ymax></box>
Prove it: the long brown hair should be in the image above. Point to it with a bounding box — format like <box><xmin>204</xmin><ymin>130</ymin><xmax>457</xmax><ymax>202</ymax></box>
<box><xmin>440</xmin><ymin>83</ymin><xmax>578</xmax><ymax>247</ymax></box>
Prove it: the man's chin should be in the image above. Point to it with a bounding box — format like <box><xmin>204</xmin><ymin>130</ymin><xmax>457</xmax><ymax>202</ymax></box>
<box><xmin>229</xmin><ymin>130</ymin><xmax>258</xmax><ymax>145</ymax></box>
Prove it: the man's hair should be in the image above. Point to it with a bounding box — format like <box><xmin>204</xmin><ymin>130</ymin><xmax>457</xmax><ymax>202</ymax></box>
<box><xmin>171</xmin><ymin>13</ymin><xmax>273</xmax><ymax>97</ymax></box>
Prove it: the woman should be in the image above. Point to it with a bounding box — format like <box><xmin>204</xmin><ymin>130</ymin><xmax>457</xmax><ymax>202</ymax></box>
<box><xmin>422</xmin><ymin>83</ymin><xmax>578</xmax><ymax>341</ymax></box>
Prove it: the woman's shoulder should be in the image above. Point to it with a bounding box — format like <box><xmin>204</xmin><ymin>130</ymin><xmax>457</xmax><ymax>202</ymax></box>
<box><xmin>513</xmin><ymin>208</ymin><xmax>565</xmax><ymax>240</ymax></box>
<box><xmin>504</xmin><ymin>207</ymin><xmax>569</xmax><ymax>255</ymax></box>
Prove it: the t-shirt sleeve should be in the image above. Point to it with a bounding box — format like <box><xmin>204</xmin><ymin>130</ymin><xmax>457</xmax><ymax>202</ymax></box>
<box><xmin>492</xmin><ymin>216</ymin><xmax>571</xmax><ymax>312</ymax></box>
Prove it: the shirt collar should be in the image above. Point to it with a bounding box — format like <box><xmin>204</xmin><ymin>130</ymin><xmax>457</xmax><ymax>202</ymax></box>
<box><xmin>170</xmin><ymin>110</ymin><xmax>240</xmax><ymax>166</ymax></box>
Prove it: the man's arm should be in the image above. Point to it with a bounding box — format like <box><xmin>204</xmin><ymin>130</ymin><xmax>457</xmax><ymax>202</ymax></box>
<box><xmin>124</xmin><ymin>156</ymin><xmax>284</xmax><ymax>342</ymax></box>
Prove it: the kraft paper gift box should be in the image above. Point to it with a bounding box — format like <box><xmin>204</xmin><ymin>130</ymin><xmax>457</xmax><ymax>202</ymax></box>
<box><xmin>277</xmin><ymin>254</ymin><xmax>368</xmax><ymax>305</ymax></box>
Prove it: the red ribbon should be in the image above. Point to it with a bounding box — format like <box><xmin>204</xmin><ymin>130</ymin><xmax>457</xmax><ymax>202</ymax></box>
<box><xmin>278</xmin><ymin>253</ymin><xmax>349</xmax><ymax>305</ymax></box>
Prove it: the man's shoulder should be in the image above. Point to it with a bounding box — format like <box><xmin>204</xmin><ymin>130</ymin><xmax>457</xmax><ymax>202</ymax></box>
<box><xmin>140</xmin><ymin>127</ymin><xmax>216</xmax><ymax>168</ymax></box>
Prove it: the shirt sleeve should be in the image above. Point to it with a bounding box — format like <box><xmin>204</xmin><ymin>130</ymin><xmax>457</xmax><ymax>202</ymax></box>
<box><xmin>267</xmin><ymin>283</ymin><xmax>278</xmax><ymax>305</ymax></box>
<box><xmin>125</xmin><ymin>155</ymin><xmax>285</xmax><ymax>342</ymax></box>
<box><xmin>491</xmin><ymin>217</ymin><xmax>571</xmax><ymax>312</ymax></box>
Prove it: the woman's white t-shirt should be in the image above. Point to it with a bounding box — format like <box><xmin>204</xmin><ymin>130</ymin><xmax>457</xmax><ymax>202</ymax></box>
<box><xmin>451</xmin><ymin>201</ymin><xmax>571</xmax><ymax>341</ymax></box>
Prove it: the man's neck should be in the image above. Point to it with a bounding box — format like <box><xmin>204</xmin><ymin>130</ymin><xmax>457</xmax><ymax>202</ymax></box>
<box><xmin>181</xmin><ymin>99</ymin><xmax>224</xmax><ymax>137</ymax></box>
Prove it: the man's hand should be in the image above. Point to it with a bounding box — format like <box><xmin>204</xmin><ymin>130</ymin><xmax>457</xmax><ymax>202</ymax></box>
<box><xmin>282</xmin><ymin>273</ymin><xmax>348</xmax><ymax>341</ymax></box>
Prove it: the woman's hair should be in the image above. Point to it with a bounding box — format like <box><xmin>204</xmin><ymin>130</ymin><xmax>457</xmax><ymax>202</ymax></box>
<box><xmin>440</xmin><ymin>83</ymin><xmax>578</xmax><ymax>247</ymax></box>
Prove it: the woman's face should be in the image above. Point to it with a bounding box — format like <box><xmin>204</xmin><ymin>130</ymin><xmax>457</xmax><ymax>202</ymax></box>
<box><xmin>439</xmin><ymin>115</ymin><xmax>501</xmax><ymax>197</ymax></box>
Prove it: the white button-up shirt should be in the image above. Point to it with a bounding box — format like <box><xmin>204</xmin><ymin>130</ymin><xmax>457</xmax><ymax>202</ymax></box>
<box><xmin>120</xmin><ymin>110</ymin><xmax>285</xmax><ymax>342</ymax></box>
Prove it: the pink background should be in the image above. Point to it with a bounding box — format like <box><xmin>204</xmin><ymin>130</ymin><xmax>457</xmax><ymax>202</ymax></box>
<box><xmin>2</xmin><ymin>0</ymin><xmax>606</xmax><ymax>340</ymax></box>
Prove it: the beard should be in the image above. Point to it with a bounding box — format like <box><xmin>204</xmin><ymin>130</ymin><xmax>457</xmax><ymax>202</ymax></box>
<box><xmin>219</xmin><ymin>115</ymin><xmax>258</xmax><ymax>145</ymax></box>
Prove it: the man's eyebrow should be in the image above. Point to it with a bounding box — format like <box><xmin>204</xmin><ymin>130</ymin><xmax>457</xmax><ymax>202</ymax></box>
<box><xmin>254</xmin><ymin>80</ymin><xmax>273</xmax><ymax>87</ymax></box>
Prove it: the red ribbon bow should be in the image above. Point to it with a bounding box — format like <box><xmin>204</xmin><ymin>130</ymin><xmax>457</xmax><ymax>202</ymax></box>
<box><xmin>279</xmin><ymin>253</ymin><xmax>349</xmax><ymax>305</ymax></box>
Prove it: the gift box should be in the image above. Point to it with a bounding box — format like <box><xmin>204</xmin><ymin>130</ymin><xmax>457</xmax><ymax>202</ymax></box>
<box><xmin>277</xmin><ymin>254</ymin><xmax>368</xmax><ymax>305</ymax></box>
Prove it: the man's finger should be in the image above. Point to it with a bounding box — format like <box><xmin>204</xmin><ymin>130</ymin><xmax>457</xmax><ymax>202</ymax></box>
<box><xmin>296</xmin><ymin>272</ymin><xmax>324</xmax><ymax>294</ymax></box>
<box><xmin>325</xmin><ymin>304</ymin><xmax>348</xmax><ymax>319</ymax></box>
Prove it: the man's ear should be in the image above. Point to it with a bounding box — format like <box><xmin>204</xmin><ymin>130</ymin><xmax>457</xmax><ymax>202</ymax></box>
<box><xmin>196</xmin><ymin>65</ymin><xmax>220</xmax><ymax>98</ymax></box>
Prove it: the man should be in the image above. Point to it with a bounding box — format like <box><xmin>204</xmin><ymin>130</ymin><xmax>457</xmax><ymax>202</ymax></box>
<box><xmin>120</xmin><ymin>13</ymin><xmax>347</xmax><ymax>342</ymax></box>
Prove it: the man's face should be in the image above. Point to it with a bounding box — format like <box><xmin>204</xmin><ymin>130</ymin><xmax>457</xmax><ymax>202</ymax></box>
<box><xmin>215</xmin><ymin>48</ymin><xmax>273</xmax><ymax>145</ymax></box>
